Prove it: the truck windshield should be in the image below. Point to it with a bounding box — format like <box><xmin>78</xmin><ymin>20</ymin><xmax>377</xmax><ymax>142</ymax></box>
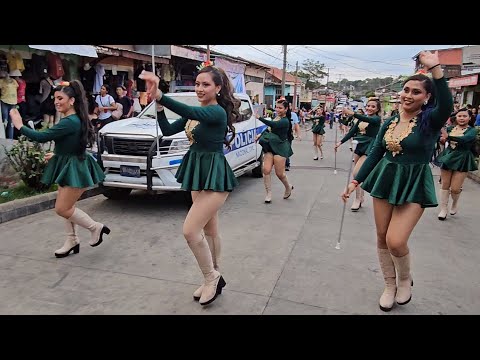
<box><xmin>137</xmin><ymin>96</ymin><xmax>201</xmax><ymax>123</ymax></box>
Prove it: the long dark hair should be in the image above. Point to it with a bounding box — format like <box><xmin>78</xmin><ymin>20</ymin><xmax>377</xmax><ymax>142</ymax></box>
<box><xmin>276</xmin><ymin>99</ymin><xmax>293</xmax><ymax>142</ymax></box>
<box><xmin>54</xmin><ymin>80</ymin><xmax>95</xmax><ymax>154</ymax></box>
<box><xmin>197</xmin><ymin>66</ymin><xmax>240</xmax><ymax>148</ymax></box>
<box><xmin>402</xmin><ymin>74</ymin><xmax>436</xmax><ymax>135</ymax></box>
<box><xmin>367</xmin><ymin>98</ymin><xmax>382</xmax><ymax>116</ymax></box>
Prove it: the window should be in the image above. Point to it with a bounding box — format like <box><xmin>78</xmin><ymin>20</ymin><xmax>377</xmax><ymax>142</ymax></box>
<box><xmin>264</xmin><ymin>95</ymin><xmax>274</xmax><ymax>109</ymax></box>
<box><xmin>237</xmin><ymin>99</ymin><xmax>253</xmax><ymax>122</ymax></box>
<box><xmin>245</xmin><ymin>75</ymin><xmax>263</xmax><ymax>84</ymax></box>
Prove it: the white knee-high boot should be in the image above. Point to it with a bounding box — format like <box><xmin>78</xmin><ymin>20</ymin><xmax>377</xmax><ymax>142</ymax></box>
<box><xmin>437</xmin><ymin>189</ymin><xmax>450</xmax><ymax>220</ymax></box>
<box><xmin>351</xmin><ymin>187</ymin><xmax>363</xmax><ymax>211</ymax></box>
<box><xmin>391</xmin><ymin>253</ymin><xmax>413</xmax><ymax>305</ymax></box>
<box><xmin>193</xmin><ymin>234</ymin><xmax>222</xmax><ymax>301</ymax></box>
<box><xmin>68</xmin><ymin>208</ymin><xmax>110</xmax><ymax>247</ymax></box>
<box><xmin>313</xmin><ymin>145</ymin><xmax>319</xmax><ymax>160</ymax></box>
<box><xmin>377</xmin><ymin>248</ymin><xmax>396</xmax><ymax>311</ymax></box>
<box><xmin>188</xmin><ymin>234</ymin><xmax>225</xmax><ymax>306</ymax></box>
<box><xmin>279</xmin><ymin>174</ymin><xmax>293</xmax><ymax>199</ymax></box>
<box><xmin>54</xmin><ymin>219</ymin><xmax>80</xmax><ymax>258</ymax></box>
<box><xmin>450</xmin><ymin>190</ymin><xmax>461</xmax><ymax>215</ymax></box>
<box><xmin>263</xmin><ymin>173</ymin><xmax>272</xmax><ymax>203</ymax></box>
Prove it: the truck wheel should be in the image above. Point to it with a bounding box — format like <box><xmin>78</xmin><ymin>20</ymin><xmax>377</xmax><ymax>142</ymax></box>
<box><xmin>102</xmin><ymin>188</ymin><xmax>132</xmax><ymax>200</ymax></box>
<box><xmin>252</xmin><ymin>151</ymin><xmax>264</xmax><ymax>178</ymax></box>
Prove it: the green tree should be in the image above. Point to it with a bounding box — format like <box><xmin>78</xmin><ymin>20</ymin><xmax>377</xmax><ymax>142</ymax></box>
<box><xmin>293</xmin><ymin>59</ymin><xmax>327</xmax><ymax>90</ymax></box>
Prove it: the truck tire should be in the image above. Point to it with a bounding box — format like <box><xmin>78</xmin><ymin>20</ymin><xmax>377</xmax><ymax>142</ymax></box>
<box><xmin>252</xmin><ymin>151</ymin><xmax>264</xmax><ymax>178</ymax></box>
<box><xmin>102</xmin><ymin>188</ymin><xmax>132</xmax><ymax>200</ymax></box>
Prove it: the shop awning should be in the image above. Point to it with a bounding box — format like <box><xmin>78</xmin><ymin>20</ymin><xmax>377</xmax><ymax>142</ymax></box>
<box><xmin>28</xmin><ymin>45</ymin><xmax>98</xmax><ymax>58</ymax></box>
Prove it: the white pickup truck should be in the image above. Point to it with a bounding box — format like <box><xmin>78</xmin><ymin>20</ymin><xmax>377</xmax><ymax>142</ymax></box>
<box><xmin>97</xmin><ymin>92</ymin><xmax>266</xmax><ymax>199</ymax></box>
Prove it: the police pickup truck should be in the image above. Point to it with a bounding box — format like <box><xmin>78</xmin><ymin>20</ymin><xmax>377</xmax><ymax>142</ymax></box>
<box><xmin>97</xmin><ymin>92</ymin><xmax>266</xmax><ymax>199</ymax></box>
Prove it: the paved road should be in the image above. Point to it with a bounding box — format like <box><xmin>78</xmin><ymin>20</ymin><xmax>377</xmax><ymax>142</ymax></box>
<box><xmin>1</xmin><ymin>124</ymin><xmax>479</xmax><ymax>314</ymax></box>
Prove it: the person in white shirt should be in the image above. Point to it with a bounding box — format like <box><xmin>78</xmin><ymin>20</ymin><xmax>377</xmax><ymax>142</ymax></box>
<box><xmin>94</xmin><ymin>84</ymin><xmax>116</xmax><ymax>130</ymax></box>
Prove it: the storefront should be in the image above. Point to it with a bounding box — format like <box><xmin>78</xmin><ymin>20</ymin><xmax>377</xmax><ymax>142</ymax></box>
<box><xmin>0</xmin><ymin>45</ymin><xmax>98</xmax><ymax>136</ymax></box>
<box><xmin>448</xmin><ymin>74</ymin><xmax>479</xmax><ymax>107</ymax></box>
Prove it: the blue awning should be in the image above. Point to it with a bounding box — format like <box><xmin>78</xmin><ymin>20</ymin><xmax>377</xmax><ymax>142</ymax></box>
<box><xmin>28</xmin><ymin>45</ymin><xmax>98</xmax><ymax>58</ymax></box>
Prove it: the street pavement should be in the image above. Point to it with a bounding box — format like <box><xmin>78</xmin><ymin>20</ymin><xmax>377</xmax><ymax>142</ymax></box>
<box><xmin>1</xmin><ymin>123</ymin><xmax>479</xmax><ymax>314</ymax></box>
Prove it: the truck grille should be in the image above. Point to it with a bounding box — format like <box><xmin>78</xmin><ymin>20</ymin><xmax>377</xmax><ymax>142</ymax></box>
<box><xmin>104</xmin><ymin>138</ymin><xmax>153</xmax><ymax>156</ymax></box>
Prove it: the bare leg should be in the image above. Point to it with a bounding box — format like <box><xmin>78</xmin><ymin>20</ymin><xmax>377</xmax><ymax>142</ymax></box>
<box><xmin>387</xmin><ymin>202</ymin><xmax>424</xmax><ymax>305</ymax></box>
<box><xmin>192</xmin><ymin>190</ymin><xmax>221</xmax><ymax>269</ymax></box>
<box><xmin>57</xmin><ymin>186</ymin><xmax>110</xmax><ymax>247</ymax></box>
<box><xmin>440</xmin><ymin>169</ymin><xmax>453</xmax><ymax>190</ymax></box>
<box><xmin>312</xmin><ymin>133</ymin><xmax>319</xmax><ymax>159</ymax></box>
<box><xmin>54</xmin><ymin>186</ymin><xmax>86</xmax><ymax>258</ymax></box>
<box><xmin>191</xmin><ymin>190</ymin><xmax>222</xmax><ymax>301</ymax></box>
<box><xmin>439</xmin><ymin>169</ymin><xmax>453</xmax><ymax>219</ymax></box>
<box><xmin>55</xmin><ymin>186</ymin><xmax>86</xmax><ymax>219</ymax></box>
<box><xmin>373</xmin><ymin>198</ymin><xmax>396</xmax><ymax>311</ymax></box>
<box><xmin>274</xmin><ymin>155</ymin><xmax>293</xmax><ymax>199</ymax></box>
<box><xmin>317</xmin><ymin>135</ymin><xmax>324</xmax><ymax>159</ymax></box>
<box><xmin>350</xmin><ymin>154</ymin><xmax>365</xmax><ymax>211</ymax></box>
<box><xmin>263</xmin><ymin>152</ymin><xmax>274</xmax><ymax>203</ymax></box>
<box><xmin>372</xmin><ymin>198</ymin><xmax>394</xmax><ymax>249</ymax></box>
<box><xmin>183</xmin><ymin>190</ymin><xmax>229</xmax><ymax>305</ymax></box>
<box><xmin>450</xmin><ymin>171</ymin><xmax>468</xmax><ymax>215</ymax></box>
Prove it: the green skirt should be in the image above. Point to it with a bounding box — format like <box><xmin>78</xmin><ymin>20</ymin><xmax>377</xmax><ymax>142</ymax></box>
<box><xmin>312</xmin><ymin>124</ymin><xmax>325</xmax><ymax>135</ymax></box>
<box><xmin>175</xmin><ymin>150</ymin><xmax>238</xmax><ymax>192</ymax></box>
<box><xmin>438</xmin><ymin>148</ymin><xmax>478</xmax><ymax>172</ymax></box>
<box><xmin>361</xmin><ymin>158</ymin><xmax>437</xmax><ymax>208</ymax></box>
<box><xmin>354</xmin><ymin>138</ymin><xmax>373</xmax><ymax>156</ymax></box>
<box><xmin>259</xmin><ymin>132</ymin><xmax>293</xmax><ymax>158</ymax></box>
<box><xmin>41</xmin><ymin>153</ymin><xmax>105</xmax><ymax>188</ymax></box>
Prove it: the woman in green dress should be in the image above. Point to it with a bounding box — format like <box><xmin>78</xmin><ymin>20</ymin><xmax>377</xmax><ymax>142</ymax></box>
<box><xmin>254</xmin><ymin>99</ymin><xmax>294</xmax><ymax>203</ymax></box>
<box><xmin>10</xmin><ymin>80</ymin><xmax>109</xmax><ymax>258</ymax></box>
<box><xmin>341</xmin><ymin>51</ymin><xmax>453</xmax><ymax>312</ymax></box>
<box><xmin>139</xmin><ymin>64</ymin><xmax>240</xmax><ymax>306</ymax></box>
<box><xmin>437</xmin><ymin>108</ymin><xmax>478</xmax><ymax>220</ymax></box>
<box><xmin>307</xmin><ymin>108</ymin><xmax>325</xmax><ymax>160</ymax></box>
<box><xmin>335</xmin><ymin>100</ymin><xmax>382</xmax><ymax>211</ymax></box>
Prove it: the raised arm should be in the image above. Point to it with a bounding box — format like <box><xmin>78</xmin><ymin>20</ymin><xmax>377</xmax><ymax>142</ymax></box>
<box><xmin>428</xmin><ymin>77</ymin><xmax>454</xmax><ymax>131</ymax></box>
<box><xmin>353</xmin><ymin>113</ymin><xmax>381</xmax><ymax>125</ymax></box>
<box><xmin>20</xmin><ymin>117</ymin><xmax>77</xmax><ymax>143</ymax></box>
<box><xmin>157</xmin><ymin>110</ymin><xmax>188</xmax><ymax>136</ymax></box>
<box><xmin>340</xmin><ymin>120</ymin><xmax>359</xmax><ymax>143</ymax></box>
<box><xmin>258</xmin><ymin>116</ymin><xmax>289</xmax><ymax>130</ymax></box>
<box><xmin>448</xmin><ymin>127</ymin><xmax>477</xmax><ymax>144</ymax></box>
<box><xmin>159</xmin><ymin>95</ymin><xmax>226</xmax><ymax>125</ymax></box>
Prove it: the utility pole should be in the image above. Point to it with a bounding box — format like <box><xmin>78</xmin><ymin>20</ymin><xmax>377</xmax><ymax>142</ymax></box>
<box><xmin>281</xmin><ymin>45</ymin><xmax>287</xmax><ymax>98</ymax></box>
<box><xmin>293</xmin><ymin>61</ymin><xmax>299</xmax><ymax>110</ymax></box>
<box><xmin>337</xmin><ymin>74</ymin><xmax>344</xmax><ymax>91</ymax></box>
<box><xmin>207</xmin><ymin>45</ymin><xmax>210</xmax><ymax>62</ymax></box>
<box><xmin>324</xmin><ymin>67</ymin><xmax>331</xmax><ymax>110</ymax></box>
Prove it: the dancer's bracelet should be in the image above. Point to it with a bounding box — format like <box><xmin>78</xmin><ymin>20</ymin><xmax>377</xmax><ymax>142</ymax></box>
<box><xmin>351</xmin><ymin>180</ymin><xmax>359</xmax><ymax>186</ymax></box>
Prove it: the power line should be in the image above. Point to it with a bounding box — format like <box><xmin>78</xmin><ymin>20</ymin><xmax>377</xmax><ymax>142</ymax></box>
<box><xmin>297</xmin><ymin>46</ymin><xmax>396</xmax><ymax>77</ymax></box>
<box><xmin>303</xmin><ymin>46</ymin><xmax>411</xmax><ymax>67</ymax></box>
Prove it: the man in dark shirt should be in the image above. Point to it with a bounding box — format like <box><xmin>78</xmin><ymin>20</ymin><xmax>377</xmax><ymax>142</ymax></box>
<box><xmin>115</xmin><ymin>86</ymin><xmax>133</xmax><ymax>119</ymax></box>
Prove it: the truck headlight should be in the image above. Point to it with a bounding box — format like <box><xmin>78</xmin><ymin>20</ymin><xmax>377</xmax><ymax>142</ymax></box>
<box><xmin>169</xmin><ymin>139</ymin><xmax>191</xmax><ymax>154</ymax></box>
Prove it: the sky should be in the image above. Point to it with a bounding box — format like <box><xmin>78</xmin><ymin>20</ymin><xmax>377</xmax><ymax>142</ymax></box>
<box><xmin>202</xmin><ymin>45</ymin><xmax>465</xmax><ymax>83</ymax></box>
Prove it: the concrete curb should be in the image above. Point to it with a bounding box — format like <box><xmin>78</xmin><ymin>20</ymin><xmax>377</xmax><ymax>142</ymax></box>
<box><xmin>0</xmin><ymin>185</ymin><xmax>104</xmax><ymax>224</ymax></box>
